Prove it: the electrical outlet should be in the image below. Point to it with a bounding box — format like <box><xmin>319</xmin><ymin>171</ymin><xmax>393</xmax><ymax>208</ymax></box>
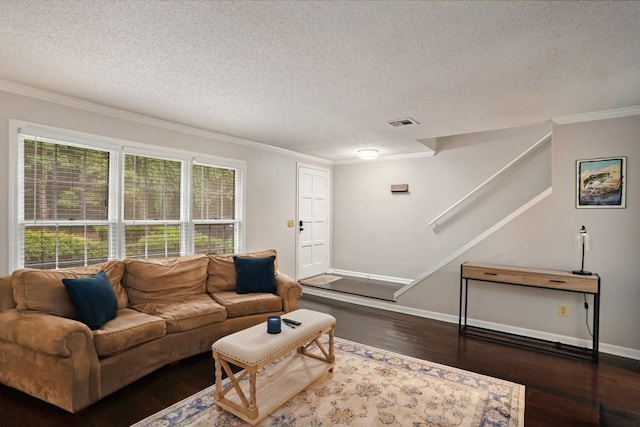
<box><xmin>557</xmin><ymin>304</ymin><xmax>569</xmax><ymax>317</ymax></box>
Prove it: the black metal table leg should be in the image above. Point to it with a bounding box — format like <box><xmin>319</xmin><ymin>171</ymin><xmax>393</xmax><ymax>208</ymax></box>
<box><xmin>458</xmin><ymin>265</ymin><xmax>464</xmax><ymax>333</ymax></box>
<box><xmin>593</xmin><ymin>278</ymin><xmax>601</xmax><ymax>363</ymax></box>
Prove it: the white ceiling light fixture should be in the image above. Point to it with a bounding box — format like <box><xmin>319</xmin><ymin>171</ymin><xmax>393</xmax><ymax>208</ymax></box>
<box><xmin>358</xmin><ymin>149</ymin><xmax>379</xmax><ymax>160</ymax></box>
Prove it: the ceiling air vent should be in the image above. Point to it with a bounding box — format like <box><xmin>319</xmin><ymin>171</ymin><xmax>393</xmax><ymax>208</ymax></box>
<box><xmin>387</xmin><ymin>117</ymin><xmax>420</xmax><ymax>127</ymax></box>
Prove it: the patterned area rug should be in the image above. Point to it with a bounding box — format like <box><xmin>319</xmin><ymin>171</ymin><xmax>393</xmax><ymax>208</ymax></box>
<box><xmin>298</xmin><ymin>274</ymin><xmax>342</xmax><ymax>288</ymax></box>
<box><xmin>132</xmin><ymin>337</ymin><xmax>525</xmax><ymax>427</ymax></box>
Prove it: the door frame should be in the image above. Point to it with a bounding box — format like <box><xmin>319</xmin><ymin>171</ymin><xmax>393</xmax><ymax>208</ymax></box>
<box><xmin>296</xmin><ymin>162</ymin><xmax>332</xmax><ymax>280</ymax></box>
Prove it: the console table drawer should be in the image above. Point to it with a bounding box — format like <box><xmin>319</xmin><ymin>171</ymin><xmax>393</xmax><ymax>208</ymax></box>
<box><xmin>462</xmin><ymin>265</ymin><xmax>523</xmax><ymax>285</ymax></box>
<box><xmin>462</xmin><ymin>263</ymin><xmax>599</xmax><ymax>293</ymax></box>
<box><xmin>521</xmin><ymin>272</ymin><xmax>598</xmax><ymax>293</ymax></box>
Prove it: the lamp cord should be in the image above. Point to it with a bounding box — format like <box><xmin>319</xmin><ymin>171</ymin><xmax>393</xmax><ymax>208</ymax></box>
<box><xmin>583</xmin><ymin>293</ymin><xmax>593</xmax><ymax>337</ymax></box>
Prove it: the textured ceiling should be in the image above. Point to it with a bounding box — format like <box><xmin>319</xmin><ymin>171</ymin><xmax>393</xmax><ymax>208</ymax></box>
<box><xmin>1</xmin><ymin>1</ymin><xmax>639</xmax><ymax>160</ymax></box>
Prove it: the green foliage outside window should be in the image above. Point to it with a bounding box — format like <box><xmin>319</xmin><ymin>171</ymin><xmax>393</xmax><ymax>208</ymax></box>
<box><xmin>193</xmin><ymin>224</ymin><xmax>235</xmax><ymax>254</ymax></box>
<box><xmin>24</xmin><ymin>227</ymin><xmax>109</xmax><ymax>269</ymax></box>
<box><xmin>125</xmin><ymin>225</ymin><xmax>181</xmax><ymax>258</ymax></box>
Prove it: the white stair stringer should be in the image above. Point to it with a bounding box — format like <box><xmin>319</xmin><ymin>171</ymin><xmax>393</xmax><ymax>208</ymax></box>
<box><xmin>428</xmin><ymin>131</ymin><xmax>552</xmax><ymax>228</ymax></box>
<box><xmin>394</xmin><ymin>186</ymin><xmax>553</xmax><ymax>300</ymax></box>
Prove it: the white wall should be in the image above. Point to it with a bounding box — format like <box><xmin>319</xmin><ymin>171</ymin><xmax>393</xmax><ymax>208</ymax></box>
<box><xmin>0</xmin><ymin>89</ymin><xmax>328</xmax><ymax>277</ymax></box>
<box><xmin>333</xmin><ymin>115</ymin><xmax>639</xmax><ymax>354</ymax></box>
<box><xmin>332</xmin><ymin>122</ymin><xmax>552</xmax><ymax>279</ymax></box>
<box><xmin>399</xmin><ymin>115</ymin><xmax>639</xmax><ymax>352</ymax></box>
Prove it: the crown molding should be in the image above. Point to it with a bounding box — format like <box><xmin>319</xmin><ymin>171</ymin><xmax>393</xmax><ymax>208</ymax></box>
<box><xmin>553</xmin><ymin>105</ymin><xmax>640</xmax><ymax>125</ymax></box>
<box><xmin>12</xmin><ymin>78</ymin><xmax>636</xmax><ymax>164</ymax></box>
<box><xmin>0</xmin><ymin>79</ymin><xmax>332</xmax><ymax>165</ymax></box>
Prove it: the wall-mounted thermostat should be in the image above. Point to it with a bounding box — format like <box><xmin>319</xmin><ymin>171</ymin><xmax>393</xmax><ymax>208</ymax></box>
<box><xmin>390</xmin><ymin>184</ymin><xmax>409</xmax><ymax>193</ymax></box>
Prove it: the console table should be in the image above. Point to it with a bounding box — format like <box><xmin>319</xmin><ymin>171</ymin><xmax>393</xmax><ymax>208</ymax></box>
<box><xmin>459</xmin><ymin>262</ymin><xmax>600</xmax><ymax>362</ymax></box>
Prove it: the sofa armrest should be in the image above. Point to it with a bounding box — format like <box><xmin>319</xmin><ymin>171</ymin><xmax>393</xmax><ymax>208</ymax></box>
<box><xmin>0</xmin><ymin>275</ymin><xmax>15</xmax><ymax>310</ymax></box>
<box><xmin>0</xmin><ymin>308</ymin><xmax>101</xmax><ymax>413</ymax></box>
<box><xmin>0</xmin><ymin>309</ymin><xmax>95</xmax><ymax>357</ymax></box>
<box><xmin>275</xmin><ymin>272</ymin><xmax>303</xmax><ymax>312</ymax></box>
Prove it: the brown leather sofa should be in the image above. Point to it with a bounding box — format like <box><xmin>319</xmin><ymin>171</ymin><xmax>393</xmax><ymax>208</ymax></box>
<box><xmin>0</xmin><ymin>250</ymin><xmax>302</xmax><ymax>413</ymax></box>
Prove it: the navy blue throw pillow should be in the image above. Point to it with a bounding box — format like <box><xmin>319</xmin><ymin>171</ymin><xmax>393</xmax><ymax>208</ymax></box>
<box><xmin>62</xmin><ymin>271</ymin><xmax>118</xmax><ymax>330</ymax></box>
<box><xmin>234</xmin><ymin>255</ymin><xmax>277</xmax><ymax>294</ymax></box>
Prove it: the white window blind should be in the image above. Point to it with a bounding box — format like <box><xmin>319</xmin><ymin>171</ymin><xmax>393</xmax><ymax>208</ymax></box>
<box><xmin>19</xmin><ymin>134</ymin><xmax>116</xmax><ymax>269</ymax></box>
<box><xmin>192</xmin><ymin>162</ymin><xmax>242</xmax><ymax>254</ymax></box>
<box><xmin>123</xmin><ymin>153</ymin><xmax>183</xmax><ymax>258</ymax></box>
<box><xmin>14</xmin><ymin>126</ymin><xmax>245</xmax><ymax>270</ymax></box>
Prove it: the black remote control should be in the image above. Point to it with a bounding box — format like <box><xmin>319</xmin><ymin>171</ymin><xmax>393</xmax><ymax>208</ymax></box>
<box><xmin>282</xmin><ymin>318</ymin><xmax>302</xmax><ymax>326</ymax></box>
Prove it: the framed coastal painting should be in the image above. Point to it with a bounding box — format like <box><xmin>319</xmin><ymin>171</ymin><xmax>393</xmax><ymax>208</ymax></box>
<box><xmin>576</xmin><ymin>156</ymin><xmax>626</xmax><ymax>208</ymax></box>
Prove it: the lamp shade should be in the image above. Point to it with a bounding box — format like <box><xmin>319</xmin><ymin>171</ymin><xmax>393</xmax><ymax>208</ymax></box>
<box><xmin>572</xmin><ymin>225</ymin><xmax>592</xmax><ymax>275</ymax></box>
<box><xmin>358</xmin><ymin>149</ymin><xmax>379</xmax><ymax>160</ymax></box>
<box><xmin>575</xmin><ymin>225</ymin><xmax>591</xmax><ymax>250</ymax></box>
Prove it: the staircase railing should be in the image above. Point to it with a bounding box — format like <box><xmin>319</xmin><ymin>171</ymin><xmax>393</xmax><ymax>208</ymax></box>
<box><xmin>428</xmin><ymin>132</ymin><xmax>552</xmax><ymax>228</ymax></box>
<box><xmin>395</xmin><ymin>186</ymin><xmax>553</xmax><ymax>300</ymax></box>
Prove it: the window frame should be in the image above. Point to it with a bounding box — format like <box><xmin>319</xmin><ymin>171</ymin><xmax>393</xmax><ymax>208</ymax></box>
<box><xmin>9</xmin><ymin>121</ymin><xmax>245</xmax><ymax>270</ymax></box>
<box><xmin>18</xmin><ymin>134</ymin><xmax>118</xmax><ymax>268</ymax></box>
<box><xmin>191</xmin><ymin>158</ymin><xmax>244</xmax><ymax>255</ymax></box>
<box><xmin>121</xmin><ymin>147</ymin><xmax>190</xmax><ymax>259</ymax></box>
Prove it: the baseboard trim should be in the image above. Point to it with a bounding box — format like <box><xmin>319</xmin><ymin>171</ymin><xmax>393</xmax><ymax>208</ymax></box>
<box><xmin>328</xmin><ymin>268</ymin><xmax>412</xmax><ymax>286</ymax></box>
<box><xmin>302</xmin><ymin>287</ymin><xmax>640</xmax><ymax>361</ymax></box>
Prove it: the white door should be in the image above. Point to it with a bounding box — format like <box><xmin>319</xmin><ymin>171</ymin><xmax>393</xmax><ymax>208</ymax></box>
<box><xmin>297</xmin><ymin>164</ymin><xmax>330</xmax><ymax>280</ymax></box>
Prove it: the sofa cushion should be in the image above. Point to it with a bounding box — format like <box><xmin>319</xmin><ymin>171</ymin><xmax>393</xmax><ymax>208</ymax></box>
<box><xmin>93</xmin><ymin>308</ymin><xmax>166</xmax><ymax>357</ymax></box>
<box><xmin>62</xmin><ymin>271</ymin><xmax>118</xmax><ymax>330</ymax></box>
<box><xmin>124</xmin><ymin>254</ymin><xmax>209</xmax><ymax>305</ymax></box>
<box><xmin>130</xmin><ymin>295</ymin><xmax>227</xmax><ymax>333</ymax></box>
<box><xmin>234</xmin><ymin>255</ymin><xmax>277</xmax><ymax>294</ymax></box>
<box><xmin>211</xmin><ymin>291</ymin><xmax>282</xmax><ymax>318</ymax></box>
<box><xmin>12</xmin><ymin>260</ymin><xmax>127</xmax><ymax>318</ymax></box>
<box><xmin>207</xmin><ymin>249</ymin><xmax>278</xmax><ymax>293</ymax></box>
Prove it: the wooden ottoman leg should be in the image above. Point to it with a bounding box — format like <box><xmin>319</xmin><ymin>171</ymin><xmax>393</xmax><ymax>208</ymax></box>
<box><xmin>248</xmin><ymin>366</ymin><xmax>258</xmax><ymax>419</ymax></box>
<box><xmin>213</xmin><ymin>351</ymin><xmax>223</xmax><ymax>412</ymax></box>
<box><xmin>328</xmin><ymin>324</ymin><xmax>336</xmax><ymax>369</ymax></box>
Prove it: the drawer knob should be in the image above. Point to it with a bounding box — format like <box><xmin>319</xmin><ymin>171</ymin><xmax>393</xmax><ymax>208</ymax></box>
<box><xmin>484</xmin><ymin>272</ymin><xmax>498</xmax><ymax>276</ymax></box>
<box><xmin>549</xmin><ymin>279</ymin><xmax>566</xmax><ymax>283</ymax></box>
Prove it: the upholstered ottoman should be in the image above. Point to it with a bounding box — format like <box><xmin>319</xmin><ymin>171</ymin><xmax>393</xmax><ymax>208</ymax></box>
<box><xmin>211</xmin><ymin>308</ymin><xmax>336</xmax><ymax>425</ymax></box>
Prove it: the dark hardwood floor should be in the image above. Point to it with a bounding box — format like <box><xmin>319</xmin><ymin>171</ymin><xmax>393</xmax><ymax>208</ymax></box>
<box><xmin>1</xmin><ymin>294</ymin><xmax>639</xmax><ymax>426</ymax></box>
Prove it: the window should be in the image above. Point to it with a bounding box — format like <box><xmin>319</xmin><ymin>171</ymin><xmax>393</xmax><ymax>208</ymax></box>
<box><xmin>124</xmin><ymin>154</ymin><xmax>183</xmax><ymax>258</ymax></box>
<box><xmin>20</xmin><ymin>136</ymin><xmax>114</xmax><ymax>269</ymax></box>
<box><xmin>192</xmin><ymin>163</ymin><xmax>239</xmax><ymax>254</ymax></box>
<box><xmin>15</xmin><ymin>128</ymin><xmax>244</xmax><ymax>270</ymax></box>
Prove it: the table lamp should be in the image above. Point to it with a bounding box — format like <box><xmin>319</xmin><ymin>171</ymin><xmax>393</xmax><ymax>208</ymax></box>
<box><xmin>572</xmin><ymin>225</ymin><xmax>592</xmax><ymax>276</ymax></box>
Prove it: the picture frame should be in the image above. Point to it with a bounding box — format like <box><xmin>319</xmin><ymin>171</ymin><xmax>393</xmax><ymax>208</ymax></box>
<box><xmin>576</xmin><ymin>156</ymin><xmax>626</xmax><ymax>208</ymax></box>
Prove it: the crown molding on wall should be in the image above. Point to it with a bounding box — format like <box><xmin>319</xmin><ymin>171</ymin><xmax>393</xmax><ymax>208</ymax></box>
<box><xmin>553</xmin><ymin>105</ymin><xmax>640</xmax><ymax>125</ymax></box>
<box><xmin>4</xmin><ymin>79</ymin><xmax>637</xmax><ymax>167</ymax></box>
<box><xmin>0</xmin><ymin>79</ymin><xmax>332</xmax><ymax>165</ymax></box>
